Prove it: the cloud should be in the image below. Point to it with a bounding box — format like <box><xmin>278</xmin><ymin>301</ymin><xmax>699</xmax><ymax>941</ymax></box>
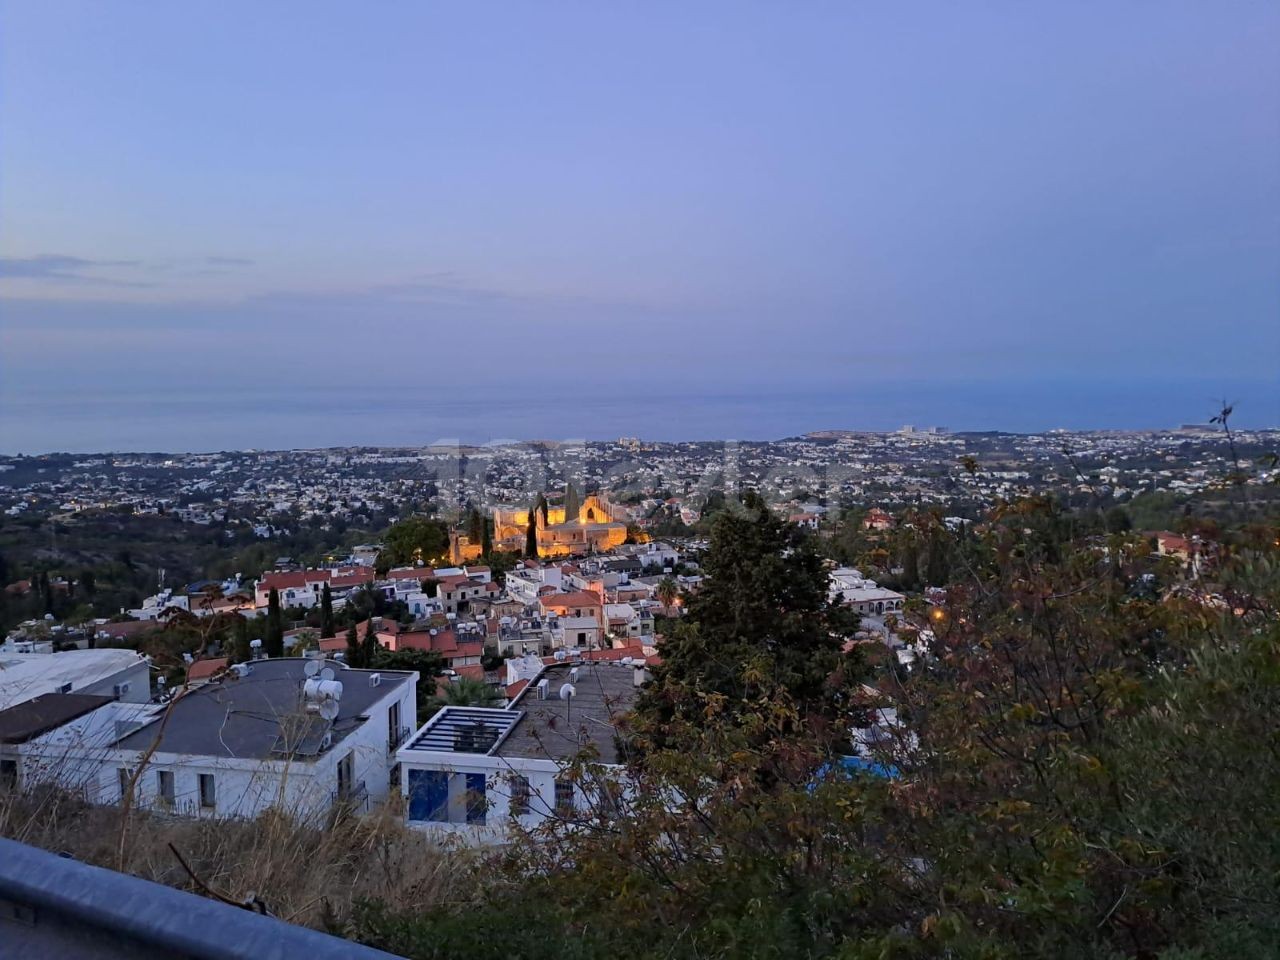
<box><xmin>0</xmin><ymin>254</ymin><xmax>152</xmax><ymax>287</ymax></box>
<box><xmin>204</xmin><ymin>256</ymin><xmax>254</xmax><ymax>266</ymax></box>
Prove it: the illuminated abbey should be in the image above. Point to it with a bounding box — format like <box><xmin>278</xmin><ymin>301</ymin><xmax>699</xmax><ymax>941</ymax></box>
<box><xmin>449</xmin><ymin>493</ymin><xmax>629</xmax><ymax>563</ymax></box>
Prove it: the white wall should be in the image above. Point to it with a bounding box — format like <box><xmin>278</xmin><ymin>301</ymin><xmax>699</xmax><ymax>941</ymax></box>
<box><xmin>10</xmin><ymin>677</ymin><xmax>416</xmax><ymax>822</ymax></box>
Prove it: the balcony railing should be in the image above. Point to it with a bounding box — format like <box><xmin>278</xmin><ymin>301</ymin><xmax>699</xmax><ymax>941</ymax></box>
<box><xmin>387</xmin><ymin>725</ymin><xmax>412</xmax><ymax>755</ymax></box>
<box><xmin>332</xmin><ymin>780</ymin><xmax>369</xmax><ymax>814</ymax></box>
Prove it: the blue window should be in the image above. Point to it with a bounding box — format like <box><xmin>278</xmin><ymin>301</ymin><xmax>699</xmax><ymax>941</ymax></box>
<box><xmin>465</xmin><ymin>773</ymin><xmax>487</xmax><ymax>824</ymax></box>
<box><xmin>407</xmin><ymin>769</ymin><xmax>448</xmax><ymax>822</ymax></box>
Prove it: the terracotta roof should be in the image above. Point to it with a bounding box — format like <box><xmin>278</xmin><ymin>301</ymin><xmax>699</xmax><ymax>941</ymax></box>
<box><xmin>505</xmin><ymin>679</ymin><xmax>529</xmax><ymax>699</ymax></box>
<box><xmin>541</xmin><ymin>590</ymin><xmax>603</xmax><ymax>609</ymax></box>
<box><xmin>187</xmin><ymin>658</ymin><xmax>229</xmax><ymax>682</ymax></box>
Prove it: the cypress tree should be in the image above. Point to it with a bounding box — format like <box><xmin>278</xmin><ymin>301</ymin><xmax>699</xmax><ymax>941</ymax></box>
<box><xmin>231</xmin><ymin>616</ymin><xmax>251</xmax><ymax>664</ymax></box>
<box><xmin>320</xmin><ymin>582</ymin><xmax>335</xmax><ymax>638</ymax></box>
<box><xmin>480</xmin><ymin>517</ymin><xmax>492</xmax><ymax>555</ymax></box>
<box><xmin>468</xmin><ymin>507</ymin><xmax>483</xmax><ymax>543</ymax></box>
<box><xmin>266</xmin><ymin>587</ymin><xmax>284</xmax><ymax>658</ymax></box>
<box><xmin>362</xmin><ymin>617</ymin><xmax>380</xmax><ymax>667</ymax></box>
<box><xmin>346</xmin><ymin>621</ymin><xmax>361</xmax><ymax>667</ymax></box>
<box><xmin>564</xmin><ymin>483</ymin><xmax>581</xmax><ymax>523</ymax></box>
<box><xmin>525</xmin><ymin>509</ymin><xmax>538</xmax><ymax>558</ymax></box>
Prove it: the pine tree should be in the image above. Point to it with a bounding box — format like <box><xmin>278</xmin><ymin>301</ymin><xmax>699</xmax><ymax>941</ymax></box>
<box><xmin>265</xmin><ymin>587</ymin><xmax>284</xmax><ymax>658</ymax></box>
<box><xmin>320</xmin><ymin>582</ymin><xmax>335</xmax><ymax>638</ymax></box>
<box><xmin>637</xmin><ymin>492</ymin><xmax>861</xmax><ymax>750</ymax></box>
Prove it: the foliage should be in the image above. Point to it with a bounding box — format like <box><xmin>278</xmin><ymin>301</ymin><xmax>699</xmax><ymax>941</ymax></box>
<box><xmin>320</xmin><ymin>582</ymin><xmax>334</xmax><ymax>638</ymax></box>
<box><xmin>525</xmin><ymin>510</ymin><xmax>538</xmax><ymax>558</ymax></box>
<box><xmin>370</xmin><ymin>647</ymin><xmax>444</xmax><ymax>718</ymax></box>
<box><xmin>349</xmin><ymin>498</ymin><xmax>1280</xmax><ymax>959</ymax></box>
<box><xmin>636</xmin><ymin>491</ymin><xmax>863</xmax><ymax>753</ymax></box>
<box><xmin>382</xmin><ymin>516</ymin><xmax>449</xmax><ymax>568</ymax></box>
<box><xmin>265</xmin><ymin>588</ymin><xmax>284</xmax><ymax>658</ymax></box>
<box><xmin>429</xmin><ymin>677</ymin><xmax>501</xmax><ymax>712</ymax></box>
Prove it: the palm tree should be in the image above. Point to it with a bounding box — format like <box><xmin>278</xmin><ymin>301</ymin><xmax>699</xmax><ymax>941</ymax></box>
<box><xmin>431</xmin><ymin>677</ymin><xmax>502</xmax><ymax>711</ymax></box>
<box><xmin>656</xmin><ymin>576</ymin><xmax>680</xmax><ymax>613</ymax></box>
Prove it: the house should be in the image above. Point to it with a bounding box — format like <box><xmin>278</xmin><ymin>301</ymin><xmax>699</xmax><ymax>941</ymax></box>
<box><xmin>1155</xmin><ymin>531</ymin><xmax>1207</xmax><ymax>577</ymax></box>
<box><xmin>539</xmin><ymin>590</ymin><xmax>604</xmax><ymax>628</ymax></box>
<box><xmin>397</xmin><ymin>658</ymin><xmax>644</xmax><ymax>842</ymax></box>
<box><xmin>863</xmin><ymin>508</ymin><xmax>895</xmax><ymax>531</ymax></box>
<box><xmin>828</xmin><ymin>567</ymin><xmax>905</xmax><ymax>615</ymax></box>
<box><xmin>2</xmin><ymin>658</ymin><xmax>417</xmax><ymax>821</ymax></box>
<box><xmin>789</xmin><ymin>512</ymin><xmax>821</xmax><ymax>530</ymax></box>
<box><xmin>0</xmin><ymin>649</ymin><xmax>151</xmax><ymax>710</ymax></box>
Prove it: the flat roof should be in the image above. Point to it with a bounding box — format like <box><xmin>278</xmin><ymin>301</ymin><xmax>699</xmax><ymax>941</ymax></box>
<box><xmin>0</xmin><ymin>649</ymin><xmax>146</xmax><ymax>710</ymax></box>
<box><xmin>495</xmin><ymin>662</ymin><xmax>638</xmax><ymax>764</ymax></box>
<box><xmin>400</xmin><ymin>707</ymin><xmax>522</xmax><ymax>757</ymax></box>
<box><xmin>0</xmin><ymin>693</ymin><xmax>114</xmax><ymax>744</ymax></box>
<box><xmin>114</xmin><ymin>658</ymin><xmax>411</xmax><ymax>761</ymax></box>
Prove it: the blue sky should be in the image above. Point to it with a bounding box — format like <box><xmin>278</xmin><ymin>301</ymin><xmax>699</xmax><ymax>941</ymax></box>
<box><xmin>1</xmin><ymin>2</ymin><xmax>1277</xmax><ymax>444</ymax></box>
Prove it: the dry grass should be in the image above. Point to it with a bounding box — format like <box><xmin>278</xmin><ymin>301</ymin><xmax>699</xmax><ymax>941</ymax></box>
<box><xmin>0</xmin><ymin>786</ymin><xmax>477</xmax><ymax>931</ymax></box>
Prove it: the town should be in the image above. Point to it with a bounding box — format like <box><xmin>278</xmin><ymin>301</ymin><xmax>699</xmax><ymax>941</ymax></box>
<box><xmin>1</xmin><ymin>423</ymin><xmax>1273</xmax><ymax>843</ymax></box>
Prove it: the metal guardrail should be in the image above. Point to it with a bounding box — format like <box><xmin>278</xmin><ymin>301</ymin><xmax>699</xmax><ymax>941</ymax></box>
<box><xmin>387</xmin><ymin>725</ymin><xmax>413</xmax><ymax>755</ymax></box>
<box><xmin>332</xmin><ymin>779</ymin><xmax>369</xmax><ymax>814</ymax></box>
<box><xmin>0</xmin><ymin>836</ymin><xmax>404</xmax><ymax>960</ymax></box>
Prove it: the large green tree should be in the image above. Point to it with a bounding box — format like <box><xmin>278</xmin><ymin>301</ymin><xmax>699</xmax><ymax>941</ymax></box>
<box><xmin>636</xmin><ymin>491</ymin><xmax>861</xmax><ymax>752</ymax></box>
<box><xmin>382</xmin><ymin>516</ymin><xmax>450</xmax><ymax>567</ymax></box>
<box><xmin>347</xmin><ymin>504</ymin><xmax>1280</xmax><ymax>960</ymax></box>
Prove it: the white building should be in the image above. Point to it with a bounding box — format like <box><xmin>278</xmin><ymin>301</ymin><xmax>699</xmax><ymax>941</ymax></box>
<box><xmin>0</xmin><ymin>658</ymin><xmax>416</xmax><ymax>822</ymax></box>
<box><xmin>0</xmin><ymin>649</ymin><xmax>151</xmax><ymax>710</ymax></box>
<box><xmin>829</xmin><ymin>567</ymin><xmax>905</xmax><ymax>615</ymax></box>
<box><xmin>397</xmin><ymin>659</ymin><xmax>643</xmax><ymax>843</ymax></box>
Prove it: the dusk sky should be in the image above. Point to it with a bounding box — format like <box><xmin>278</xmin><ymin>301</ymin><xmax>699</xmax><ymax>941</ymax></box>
<box><xmin>1</xmin><ymin>2</ymin><xmax>1277</xmax><ymax>449</ymax></box>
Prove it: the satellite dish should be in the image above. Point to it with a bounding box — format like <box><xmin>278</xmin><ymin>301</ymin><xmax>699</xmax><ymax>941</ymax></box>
<box><xmin>559</xmin><ymin>683</ymin><xmax>576</xmax><ymax>700</ymax></box>
<box><xmin>304</xmin><ymin>660</ymin><xmax>321</xmax><ymax>677</ymax></box>
<box><xmin>319</xmin><ymin>700</ymin><xmax>340</xmax><ymax>721</ymax></box>
<box><xmin>320</xmin><ymin>667</ymin><xmax>335</xmax><ymax>682</ymax></box>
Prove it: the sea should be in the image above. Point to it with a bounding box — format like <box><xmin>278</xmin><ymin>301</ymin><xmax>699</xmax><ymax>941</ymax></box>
<box><xmin>0</xmin><ymin>379</ymin><xmax>1275</xmax><ymax>454</ymax></box>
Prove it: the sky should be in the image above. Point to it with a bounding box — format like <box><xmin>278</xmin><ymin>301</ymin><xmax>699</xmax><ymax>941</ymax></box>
<box><xmin>1</xmin><ymin>2</ymin><xmax>1278</xmax><ymax>451</ymax></box>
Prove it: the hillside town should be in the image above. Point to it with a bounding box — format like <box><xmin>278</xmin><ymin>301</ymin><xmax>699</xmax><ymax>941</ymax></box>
<box><xmin>2</xmin><ymin>423</ymin><xmax>1271</xmax><ymax>842</ymax></box>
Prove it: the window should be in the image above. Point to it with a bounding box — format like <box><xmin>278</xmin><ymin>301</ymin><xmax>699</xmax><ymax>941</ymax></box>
<box><xmin>509</xmin><ymin>775</ymin><xmax>530</xmax><ymax>816</ymax></box>
<box><xmin>387</xmin><ymin>701</ymin><xmax>401</xmax><ymax>751</ymax></box>
<box><xmin>554</xmin><ymin>778</ymin><xmax>575</xmax><ymax>817</ymax></box>
<box><xmin>118</xmin><ymin>768</ymin><xmax>131</xmax><ymax>799</ymax></box>
<box><xmin>157</xmin><ymin>770</ymin><xmax>175</xmax><ymax>806</ymax></box>
<box><xmin>0</xmin><ymin>759</ymin><xmax>17</xmax><ymax>790</ymax></box>
<box><xmin>407</xmin><ymin>769</ymin><xmax>448</xmax><ymax>822</ymax></box>
<box><xmin>198</xmin><ymin>773</ymin><xmax>216</xmax><ymax>809</ymax></box>
<box><xmin>465</xmin><ymin>773</ymin><xmax>487</xmax><ymax>824</ymax></box>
